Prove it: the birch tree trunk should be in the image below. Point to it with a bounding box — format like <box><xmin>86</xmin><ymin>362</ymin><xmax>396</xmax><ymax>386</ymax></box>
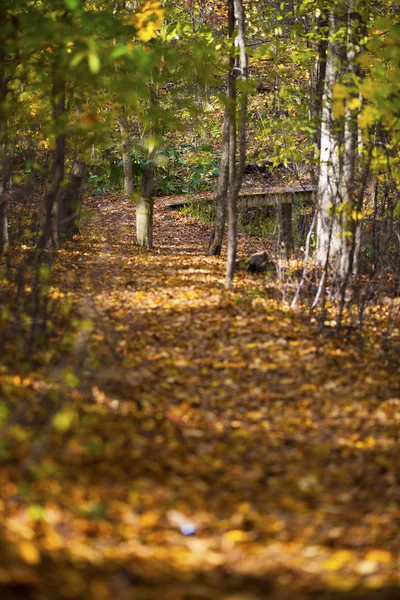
<box><xmin>315</xmin><ymin>1</ymin><xmax>365</xmax><ymax>281</ymax></box>
<box><xmin>315</xmin><ymin>8</ymin><xmax>343</xmax><ymax>268</ymax></box>
<box><xmin>225</xmin><ymin>0</ymin><xmax>248</xmax><ymax>289</ymax></box>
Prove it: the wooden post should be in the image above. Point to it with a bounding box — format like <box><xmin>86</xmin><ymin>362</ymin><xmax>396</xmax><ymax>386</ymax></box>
<box><xmin>278</xmin><ymin>201</ymin><xmax>293</xmax><ymax>255</ymax></box>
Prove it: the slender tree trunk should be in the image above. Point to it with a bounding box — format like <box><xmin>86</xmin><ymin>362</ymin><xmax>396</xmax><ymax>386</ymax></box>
<box><xmin>41</xmin><ymin>74</ymin><xmax>66</xmax><ymax>250</ymax></box>
<box><xmin>118</xmin><ymin>108</ymin><xmax>134</xmax><ymax>198</ymax></box>
<box><xmin>0</xmin><ymin>8</ymin><xmax>10</xmax><ymax>255</ymax></box>
<box><xmin>226</xmin><ymin>0</ymin><xmax>248</xmax><ymax>289</ymax></box>
<box><xmin>338</xmin><ymin>0</ymin><xmax>364</xmax><ymax>280</ymax></box>
<box><xmin>315</xmin><ymin>8</ymin><xmax>343</xmax><ymax>268</ymax></box>
<box><xmin>0</xmin><ymin>185</ymin><xmax>9</xmax><ymax>254</ymax></box>
<box><xmin>208</xmin><ymin>1</ymin><xmax>236</xmax><ymax>256</ymax></box>
<box><xmin>313</xmin><ymin>18</ymin><xmax>328</xmax><ymax>155</ymax></box>
<box><xmin>208</xmin><ymin>108</ymin><xmax>230</xmax><ymax>255</ymax></box>
<box><xmin>137</xmin><ymin>151</ymin><xmax>155</xmax><ymax>248</ymax></box>
<box><xmin>136</xmin><ymin>87</ymin><xmax>156</xmax><ymax>249</ymax></box>
<box><xmin>60</xmin><ymin>158</ymin><xmax>86</xmax><ymax>240</ymax></box>
<box><xmin>0</xmin><ymin>139</ymin><xmax>10</xmax><ymax>255</ymax></box>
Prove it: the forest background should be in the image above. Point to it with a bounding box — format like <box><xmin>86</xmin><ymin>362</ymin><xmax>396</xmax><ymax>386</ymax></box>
<box><xmin>1</xmin><ymin>0</ymin><xmax>400</xmax><ymax>599</ymax></box>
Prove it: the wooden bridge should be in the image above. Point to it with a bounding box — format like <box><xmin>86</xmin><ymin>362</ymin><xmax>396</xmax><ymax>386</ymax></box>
<box><xmin>160</xmin><ymin>184</ymin><xmax>316</xmax><ymax>251</ymax></box>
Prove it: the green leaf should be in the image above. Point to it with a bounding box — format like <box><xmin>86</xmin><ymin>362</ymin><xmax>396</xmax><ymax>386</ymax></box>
<box><xmin>111</xmin><ymin>44</ymin><xmax>129</xmax><ymax>60</ymax></box>
<box><xmin>88</xmin><ymin>52</ymin><xmax>101</xmax><ymax>75</ymax></box>
<box><xmin>64</xmin><ymin>0</ymin><xmax>80</xmax><ymax>9</ymax></box>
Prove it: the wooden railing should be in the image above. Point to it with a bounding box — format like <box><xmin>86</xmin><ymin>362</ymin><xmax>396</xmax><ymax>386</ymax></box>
<box><xmin>160</xmin><ymin>184</ymin><xmax>316</xmax><ymax>251</ymax></box>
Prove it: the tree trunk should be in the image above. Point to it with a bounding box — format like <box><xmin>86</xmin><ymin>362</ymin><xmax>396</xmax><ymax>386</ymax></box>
<box><xmin>225</xmin><ymin>0</ymin><xmax>248</xmax><ymax>289</ymax></box>
<box><xmin>0</xmin><ymin>8</ymin><xmax>10</xmax><ymax>255</ymax></box>
<box><xmin>41</xmin><ymin>74</ymin><xmax>66</xmax><ymax>250</ymax></box>
<box><xmin>136</xmin><ymin>86</ymin><xmax>157</xmax><ymax>249</ymax></box>
<box><xmin>118</xmin><ymin>108</ymin><xmax>134</xmax><ymax>198</ymax></box>
<box><xmin>60</xmin><ymin>159</ymin><xmax>86</xmax><ymax>240</ymax></box>
<box><xmin>208</xmin><ymin>107</ymin><xmax>230</xmax><ymax>255</ymax></box>
<box><xmin>315</xmin><ymin>8</ymin><xmax>343</xmax><ymax>268</ymax></box>
<box><xmin>137</xmin><ymin>153</ymin><xmax>155</xmax><ymax>248</ymax></box>
<box><xmin>313</xmin><ymin>17</ymin><xmax>328</xmax><ymax>154</ymax></box>
<box><xmin>0</xmin><ymin>186</ymin><xmax>9</xmax><ymax>254</ymax></box>
<box><xmin>315</xmin><ymin>1</ymin><xmax>365</xmax><ymax>281</ymax></box>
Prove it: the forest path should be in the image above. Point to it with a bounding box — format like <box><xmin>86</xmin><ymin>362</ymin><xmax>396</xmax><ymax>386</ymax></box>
<box><xmin>2</xmin><ymin>193</ymin><xmax>400</xmax><ymax>600</ymax></box>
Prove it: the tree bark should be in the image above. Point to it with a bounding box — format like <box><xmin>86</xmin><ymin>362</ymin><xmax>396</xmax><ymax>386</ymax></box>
<box><xmin>0</xmin><ymin>8</ymin><xmax>11</xmax><ymax>255</ymax></box>
<box><xmin>315</xmin><ymin>1</ymin><xmax>365</xmax><ymax>282</ymax></box>
<box><xmin>225</xmin><ymin>0</ymin><xmax>248</xmax><ymax>289</ymax></box>
<box><xmin>41</xmin><ymin>74</ymin><xmax>66</xmax><ymax>250</ymax></box>
<box><xmin>118</xmin><ymin>108</ymin><xmax>134</xmax><ymax>198</ymax></box>
<box><xmin>208</xmin><ymin>107</ymin><xmax>230</xmax><ymax>255</ymax></box>
<box><xmin>315</xmin><ymin>8</ymin><xmax>343</xmax><ymax>268</ymax></box>
<box><xmin>137</xmin><ymin>151</ymin><xmax>155</xmax><ymax>248</ymax></box>
<box><xmin>60</xmin><ymin>158</ymin><xmax>86</xmax><ymax>240</ymax></box>
<box><xmin>137</xmin><ymin>86</ymin><xmax>157</xmax><ymax>249</ymax></box>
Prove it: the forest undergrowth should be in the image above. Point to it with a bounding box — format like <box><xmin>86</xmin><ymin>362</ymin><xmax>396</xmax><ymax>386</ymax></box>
<box><xmin>1</xmin><ymin>192</ymin><xmax>400</xmax><ymax>600</ymax></box>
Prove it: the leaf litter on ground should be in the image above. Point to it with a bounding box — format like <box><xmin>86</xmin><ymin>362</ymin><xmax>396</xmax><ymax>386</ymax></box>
<box><xmin>0</xmin><ymin>192</ymin><xmax>399</xmax><ymax>599</ymax></box>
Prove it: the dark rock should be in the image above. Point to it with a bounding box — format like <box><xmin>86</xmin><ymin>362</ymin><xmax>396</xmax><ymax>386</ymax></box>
<box><xmin>246</xmin><ymin>252</ymin><xmax>275</xmax><ymax>274</ymax></box>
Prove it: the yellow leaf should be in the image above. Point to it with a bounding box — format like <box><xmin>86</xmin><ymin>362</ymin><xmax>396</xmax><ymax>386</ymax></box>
<box><xmin>52</xmin><ymin>407</ymin><xmax>77</xmax><ymax>432</ymax></box>
<box><xmin>333</xmin><ymin>99</ymin><xmax>345</xmax><ymax>119</ymax></box>
<box><xmin>364</xmin><ymin>549</ymin><xmax>392</xmax><ymax>564</ymax></box>
<box><xmin>348</xmin><ymin>97</ymin><xmax>361</xmax><ymax>110</ymax></box>
<box><xmin>359</xmin><ymin>105</ymin><xmax>378</xmax><ymax>130</ymax></box>
<box><xmin>224</xmin><ymin>530</ymin><xmax>248</xmax><ymax>542</ymax></box>
<box><xmin>333</xmin><ymin>83</ymin><xmax>348</xmax><ymax>100</ymax></box>
<box><xmin>323</xmin><ymin>550</ymin><xmax>354</xmax><ymax>571</ymax></box>
<box><xmin>19</xmin><ymin>541</ymin><xmax>40</xmax><ymax>565</ymax></box>
<box><xmin>298</xmin><ymin>383</ymin><xmax>317</xmax><ymax>393</ymax></box>
<box><xmin>365</xmin><ymin>575</ymin><xmax>389</xmax><ymax>589</ymax></box>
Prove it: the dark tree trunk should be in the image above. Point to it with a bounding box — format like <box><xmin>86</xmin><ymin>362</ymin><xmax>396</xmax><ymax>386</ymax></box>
<box><xmin>41</xmin><ymin>74</ymin><xmax>66</xmax><ymax>250</ymax></box>
<box><xmin>0</xmin><ymin>8</ymin><xmax>11</xmax><ymax>255</ymax></box>
<box><xmin>208</xmin><ymin>107</ymin><xmax>230</xmax><ymax>255</ymax></box>
<box><xmin>60</xmin><ymin>159</ymin><xmax>86</xmax><ymax>240</ymax></box>
<box><xmin>208</xmin><ymin>1</ymin><xmax>236</xmax><ymax>257</ymax></box>
<box><xmin>137</xmin><ymin>86</ymin><xmax>157</xmax><ymax>249</ymax></box>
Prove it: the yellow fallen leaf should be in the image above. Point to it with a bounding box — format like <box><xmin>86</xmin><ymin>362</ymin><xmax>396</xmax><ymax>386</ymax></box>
<box><xmin>224</xmin><ymin>530</ymin><xmax>248</xmax><ymax>542</ymax></box>
<box><xmin>364</xmin><ymin>549</ymin><xmax>392</xmax><ymax>564</ymax></box>
<box><xmin>323</xmin><ymin>550</ymin><xmax>354</xmax><ymax>571</ymax></box>
<box><xmin>298</xmin><ymin>383</ymin><xmax>317</xmax><ymax>393</ymax></box>
<box><xmin>19</xmin><ymin>540</ymin><xmax>40</xmax><ymax>565</ymax></box>
<box><xmin>323</xmin><ymin>573</ymin><xmax>359</xmax><ymax>591</ymax></box>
